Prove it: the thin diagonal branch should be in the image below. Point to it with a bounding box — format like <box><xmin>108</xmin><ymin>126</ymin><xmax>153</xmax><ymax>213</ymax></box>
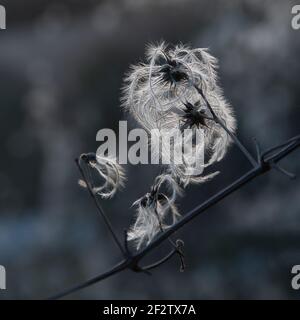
<box><xmin>49</xmin><ymin>134</ymin><xmax>300</xmax><ymax>299</ymax></box>
<box><xmin>49</xmin><ymin>260</ymin><xmax>128</xmax><ymax>300</ymax></box>
<box><xmin>76</xmin><ymin>157</ymin><xmax>126</xmax><ymax>256</ymax></box>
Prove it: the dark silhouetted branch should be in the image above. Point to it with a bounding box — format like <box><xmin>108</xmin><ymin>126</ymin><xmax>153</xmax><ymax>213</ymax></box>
<box><xmin>49</xmin><ymin>134</ymin><xmax>300</xmax><ymax>300</ymax></box>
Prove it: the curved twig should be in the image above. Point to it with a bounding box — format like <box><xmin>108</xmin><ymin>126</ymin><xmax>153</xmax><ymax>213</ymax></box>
<box><xmin>141</xmin><ymin>248</ymin><xmax>178</xmax><ymax>271</ymax></box>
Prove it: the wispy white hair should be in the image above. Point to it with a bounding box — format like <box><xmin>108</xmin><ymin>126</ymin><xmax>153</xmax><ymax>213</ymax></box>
<box><xmin>122</xmin><ymin>42</ymin><xmax>236</xmax><ymax>186</ymax></box>
<box><xmin>128</xmin><ymin>174</ymin><xmax>181</xmax><ymax>249</ymax></box>
<box><xmin>79</xmin><ymin>154</ymin><xmax>126</xmax><ymax>199</ymax></box>
<box><xmin>165</xmin><ymin>89</ymin><xmax>236</xmax><ymax>183</ymax></box>
<box><xmin>121</xmin><ymin>42</ymin><xmax>219</xmax><ymax>131</ymax></box>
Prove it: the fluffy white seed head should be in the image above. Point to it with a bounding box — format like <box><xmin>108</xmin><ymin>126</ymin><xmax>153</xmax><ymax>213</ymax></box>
<box><xmin>121</xmin><ymin>42</ymin><xmax>219</xmax><ymax>131</ymax></box>
<box><xmin>128</xmin><ymin>174</ymin><xmax>181</xmax><ymax>249</ymax></box>
<box><xmin>122</xmin><ymin>42</ymin><xmax>236</xmax><ymax>186</ymax></box>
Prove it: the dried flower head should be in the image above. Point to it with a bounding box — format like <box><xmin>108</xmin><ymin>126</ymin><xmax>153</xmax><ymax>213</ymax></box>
<box><xmin>128</xmin><ymin>174</ymin><xmax>181</xmax><ymax>249</ymax></box>
<box><xmin>121</xmin><ymin>42</ymin><xmax>219</xmax><ymax>131</ymax></box>
<box><xmin>166</xmin><ymin>88</ymin><xmax>236</xmax><ymax>170</ymax></box>
<box><xmin>79</xmin><ymin>153</ymin><xmax>126</xmax><ymax>199</ymax></box>
<box><xmin>122</xmin><ymin>42</ymin><xmax>236</xmax><ymax>186</ymax></box>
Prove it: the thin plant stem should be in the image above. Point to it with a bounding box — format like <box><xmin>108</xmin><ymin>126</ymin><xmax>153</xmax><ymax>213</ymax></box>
<box><xmin>76</xmin><ymin>158</ymin><xmax>126</xmax><ymax>256</ymax></box>
<box><xmin>154</xmin><ymin>207</ymin><xmax>185</xmax><ymax>272</ymax></box>
<box><xmin>49</xmin><ymin>260</ymin><xmax>128</xmax><ymax>300</ymax></box>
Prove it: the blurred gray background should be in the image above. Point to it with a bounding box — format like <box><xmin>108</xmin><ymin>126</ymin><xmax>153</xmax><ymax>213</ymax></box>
<box><xmin>0</xmin><ymin>0</ymin><xmax>299</xmax><ymax>299</ymax></box>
